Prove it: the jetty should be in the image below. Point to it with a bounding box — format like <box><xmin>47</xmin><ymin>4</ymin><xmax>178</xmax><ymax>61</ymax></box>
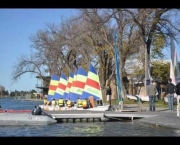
<box><xmin>43</xmin><ymin>104</ymin><xmax>180</xmax><ymax>129</ymax></box>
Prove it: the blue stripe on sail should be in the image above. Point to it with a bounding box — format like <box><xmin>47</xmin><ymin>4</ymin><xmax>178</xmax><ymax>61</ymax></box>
<box><xmin>89</xmin><ymin>63</ymin><xmax>97</xmax><ymax>74</ymax></box>
<box><xmin>77</xmin><ymin>66</ymin><xmax>87</xmax><ymax>76</ymax></box>
<box><xmin>51</xmin><ymin>74</ymin><xmax>60</xmax><ymax>81</ymax></box>
<box><xmin>47</xmin><ymin>95</ymin><xmax>53</xmax><ymax>101</ymax></box>
<box><xmin>69</xmin><ymin>71</ymin><xmax>73</xmax><ymax>78</ymax></box>
<box><xmin>66</xmin><ymin>92</ymin><xmax>80</xmax><ymax>102</ymax></box>
<box><xmin>53</xmin><ymin>92</ymin><xmax>63</xmax><ymax>100</ymax></box>
<box><xmin>63</xmin><ymin>92</ymin><xmax>69</xmax><ymax>100</ymax></box>
<box><xmin>61</xmin><ymin>72</ymin><xmax>67</xmax><ymax>80</ymax></box>
<box><xmin>81</xmin><ymin>91</ymin><xmax>100</xmax><ymax>100</ymax></box>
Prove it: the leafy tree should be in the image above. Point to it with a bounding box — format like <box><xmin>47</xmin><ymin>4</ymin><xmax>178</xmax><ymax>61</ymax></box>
<box><xmin>151</xmin><ymin>60</ymin><xmax>170</xmax><ymax>82</ymax></box>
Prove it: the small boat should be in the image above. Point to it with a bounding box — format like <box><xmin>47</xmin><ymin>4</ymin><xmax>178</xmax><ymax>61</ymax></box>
<box><xmin>0</xmin><ymin>112</ymin><xmax>57</xmax><ymax>125</ymax></box>
<box><xmin>127</xmin><ymin>94</ymin><xmax>149</xmax><ymax>102</ymax></box>
<box><xmin>0</xmin><ymin>109</ymin><xmax>32</xmax><ymax>113</ymax></box>
<box><xmin>127</xmin><ymin>94</ymin><xmax>138</xmax><ymax>101</ymax></box>
<box><xmin>136</xmin><ymin>95</ymin><xmax>149</xmax><ymax>102</ymax></box>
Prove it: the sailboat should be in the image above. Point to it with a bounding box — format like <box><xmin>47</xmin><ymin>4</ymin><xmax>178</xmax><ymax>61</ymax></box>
<box><xmin>40</xmin><ymin>64</ymin><xmax>109</xmax><ymax>111</ymax></box>
<box><xmin>76</xmin><ymin>63</ymin><xmax>109</xmax><ymax>111</ymax></box>
<box><xmin>53</xmin><ymin>72</ymin><xmax>68</xmax><ymax>100</ymax></box>
<box><xmin>47</xmin><ymin>74</ymin><xmax>60</xmax><ymax>101</ymax></box>
<box><xmin>63</xmin><ymin>71</ymin><xmax>73</xmax><ymax>100</ymax></box>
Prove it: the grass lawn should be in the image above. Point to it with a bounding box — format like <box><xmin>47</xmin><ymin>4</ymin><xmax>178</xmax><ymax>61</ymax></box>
<box><xmin>108</xmin><ymin>98</ymin><xmax>172</xmax><ymax>108</ymax></box>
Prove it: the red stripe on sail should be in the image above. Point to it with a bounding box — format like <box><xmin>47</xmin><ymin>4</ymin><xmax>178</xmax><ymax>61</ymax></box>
<box><xmin>57</xmin><ymin>83</ymin><xmax>66</xmax><ymax>90</ymax></box>
<box><xmin>49</xmin><ymin>85</ymin><xmax>57</xmax><ymax>91</ymax></box>
<box><xmin>73</xmin><ymin>81</ymin><xmax>86</xmax><ymax>89</ymax></box>
<box><xmin>67</xmin><ymin>82</ymin><xmax>72</xmax><ymax>88</ymax></box>
<box><xmin>85</xmin><ymin>78</ymin><xmax>100</xmax><ymax>90</ymax></box>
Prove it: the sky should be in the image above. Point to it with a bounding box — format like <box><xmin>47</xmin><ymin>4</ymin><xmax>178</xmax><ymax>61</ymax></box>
<box><xmin>0</xmin><ymin>9</ymin><xmax>180</xmax><ymax>93</ymax></box>
<box><xmin>0</xmin><ymin>9</ymin><xmax>77</xmax><ymax>92</ymax></box>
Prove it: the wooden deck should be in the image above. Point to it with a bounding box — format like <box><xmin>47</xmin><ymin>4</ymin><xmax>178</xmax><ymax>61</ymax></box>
<box><xmin>44</xmin><ymin>110</ymin><xmax>158</xmax><ymax>123</ymax></box>
<box><xmin>42</xmin><ymin>105</ymin><xmax>180</xmax><ymax>129</ymax></box>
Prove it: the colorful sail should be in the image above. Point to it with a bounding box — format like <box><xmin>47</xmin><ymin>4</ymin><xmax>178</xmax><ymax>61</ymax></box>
<box><xmin>170</xmin><ymin>37</ymin><xmax>180</xmax><ymax>85</ymax></box>
<box><xmin>63</xmin><ymin>71</ymin><xmax>73</xmax><ymax>100</ymax></box>
<box><xmin>47</xmin><ymin>74</ymin><xmax>60</xmax><ymax>101</ymax></box>
<box><xmin>81</xmin><ymin>64</ymin><xmax>102</xmax><ymax>100</ymax></box>
<box><xmin>69</xmin><ymin>66</ymin><xmax>87</xmax><ymax>101</ymax></box>
<box><xmin>66</xmin><ymin>68</ymin><xmax>78</xmax><ymax>101</ymax></box>
<box><xmin>53</xmin><ymin>72</ymin><xmax>68</xmax><ymax>100</ymax></box>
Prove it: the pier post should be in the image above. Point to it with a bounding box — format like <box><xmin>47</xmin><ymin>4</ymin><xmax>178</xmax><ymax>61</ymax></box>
<box><xmin>137</xmin><ymin>97</ymin><xmax>142</xmax><ymax>112</ymax></box>
<box><xmin>177</xmin><ymin>97</ymin><xmax>180</xmax><ymax>117</ymax></box>
<box><xmin>131</xmin><ymin>116</ymin><xmax>133</xmax><ymax>121</ymax></box>
<box><xmin>177</xmin><ymin>104</ymin><xmax>180</xmax><ymax>117</ymax></box>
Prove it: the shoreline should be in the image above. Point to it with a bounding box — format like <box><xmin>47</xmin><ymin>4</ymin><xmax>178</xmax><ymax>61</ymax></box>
<box><xmin>1</xmin><ymin>97</ymin><xmax>180</xmax><ymax>129</ymax></box>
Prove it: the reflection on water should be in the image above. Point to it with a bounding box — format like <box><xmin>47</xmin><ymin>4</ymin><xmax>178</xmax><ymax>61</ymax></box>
<box><xmin>70</xmin><ymin>123</ymin><xmax>104</xmax><ymax>136</ymax></box>
<box><xmin>0</xmin><ymin>98</ymin><xmax>180</xmax><ymax>136</ymax></box>
<box><xmin>0</xmin><ymin>122</ymin><xmax>179</xmax><ymax>137</ymax></box>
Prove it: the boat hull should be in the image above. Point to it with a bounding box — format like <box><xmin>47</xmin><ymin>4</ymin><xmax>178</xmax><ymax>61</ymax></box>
<box><xmin>0</xmin><ymin>113</ymin><xmax>57</xmax><ymax>125</ymax></box>
<box><xmin>127</xmin><ymin>94</ymin><xmax>149</xmax><ymax>102</ymax></box>
<box><xmin>39</xmin><ymin>105</ymin><xmax>109</xmax><ymax>111</ymax></box>
<box><xmin>0</xmin><ymin>110</ymin><xmax>31</xmax><ymax>113</ymax></box>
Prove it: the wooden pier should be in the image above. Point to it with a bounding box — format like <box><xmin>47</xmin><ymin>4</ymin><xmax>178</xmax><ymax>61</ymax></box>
<box><xmin>44</xmin><ymin>110</ymin><xmax>158</xmax><ymax>123</ymax></box>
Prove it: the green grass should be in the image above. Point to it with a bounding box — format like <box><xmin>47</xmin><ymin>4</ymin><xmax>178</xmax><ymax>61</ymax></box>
<box><xmin>108</xmin><ymin>99</ymin><xmax>170</xmax><ymax>108</ymax></box>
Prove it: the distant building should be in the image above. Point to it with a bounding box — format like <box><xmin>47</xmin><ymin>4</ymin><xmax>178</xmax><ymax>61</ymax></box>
<box><xmin>35</xmin><ymin>75</ymin><xmax>51</xmax><ymax>95</ymax></box>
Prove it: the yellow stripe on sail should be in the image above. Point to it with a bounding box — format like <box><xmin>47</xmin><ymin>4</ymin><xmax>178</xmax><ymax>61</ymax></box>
<box><xmin>88</xmin><ymin>72</ymin><xmax>99</xmax><ymax>82</ymax></box>
<box><xmin>64</xmin><ymin>78</ymin><xmax>72</xmax><ymax>93</ymax></box>
<box><xmin>69</xmin><ymin>74</ymin><xmax>77</xmax><ymax>93</ymax></box>
<box><xmin>50</xmin><ymin>80</ymin><xmax>59</xmax><ymax>86</ymax></box>
<box><xmin>69</xmin><ymin>77</ymin><xmax>73</xmax><ymax>83</ymax></box>
<box><xmin>48</xmin><ymin>90</ymin><xmax>56</xmax><ymax>95</ymax></box>
<box><xmin>83</xmin><ymin>85</ymin><xmax>102</xmax><ymax>99</ymax></box>
<box><xmin>72</xmin><ymin>87</ymin><xmax>83</xmax><ymax>95</ymax></box>
<box><xmin>55</xmin><ymin>88</ymin><xmax>64</xmax><ymax>95</ymax></box>
<box><xmin>60</xmin><ymin>78</ymin><xmax>68</xmax><ymax>85</ymax></box>
<box><xmin>76</xmin><ymin>74</ymin><xmax>87</xmax><ymax>82</ymax></box>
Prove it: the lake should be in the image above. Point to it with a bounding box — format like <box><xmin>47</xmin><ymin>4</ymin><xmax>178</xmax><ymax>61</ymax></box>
<box><xmin>0</xmin><ymin>98</ymin><xmax>180</xmax><ymax>137</ymax></box>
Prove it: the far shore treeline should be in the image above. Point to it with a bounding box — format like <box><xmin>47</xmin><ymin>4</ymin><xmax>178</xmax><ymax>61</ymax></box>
<box><xmin>0</xmin><ymin>88</ymin><xmax>37</xmax><ymax>97</ymax></box>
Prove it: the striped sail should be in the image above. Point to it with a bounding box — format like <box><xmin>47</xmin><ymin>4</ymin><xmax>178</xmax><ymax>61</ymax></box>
<box><xmin>63</xmin><ymin>71</ymin><xmax>73</xmax><ymax>100</ymax></box>
<box><xmin>53</xmin><ymin>72</ymin><xmax>68</xmax><ymax>100</ymax></box>
<box><xmin>66</xmin><ymin>68</ymin><xmax>78</xmax><ymax>101</ymax></box>
<box><xmin>81</xmin><ymin>64</ymin><xmax>102</xmax><ymax>100</ymax></box>
<box><xmin>47</xmin><ymin>74</ymin><xmax>60</xmax><ymax>101</ymax></box>
<box><xmin>70</xmin><ymin>66</ymin><xmax>87</xmax><ymax>101</ymax></box>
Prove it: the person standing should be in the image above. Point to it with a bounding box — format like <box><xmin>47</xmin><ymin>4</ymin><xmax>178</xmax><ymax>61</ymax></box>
<box><xmin>147</xmin><ymin>80</ymin><xmax>158</xmax><ymax>111</ymax></box>
<box><xmin>106</xmin><ymin>84</ymin><xmax>112</xmax><ymax>106</ymax></box>
<box><xmin>51</xmin><ymin>98</ymin><xmax>56</xmax><ymax>110</ymax></box>
<box><xmin>156</xmin><ymin>81</ymin><xmax>161</xmax><ymax>100</ymax></box>
<box><xmin>165</xmin><ymin>78</ymin><xmax>176</xmax><ymax>112</ymax></box>
<box><xmin>176</xmin><ymin>78</ymin><xmax>180</xmax><ymax>106</ymax></box>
